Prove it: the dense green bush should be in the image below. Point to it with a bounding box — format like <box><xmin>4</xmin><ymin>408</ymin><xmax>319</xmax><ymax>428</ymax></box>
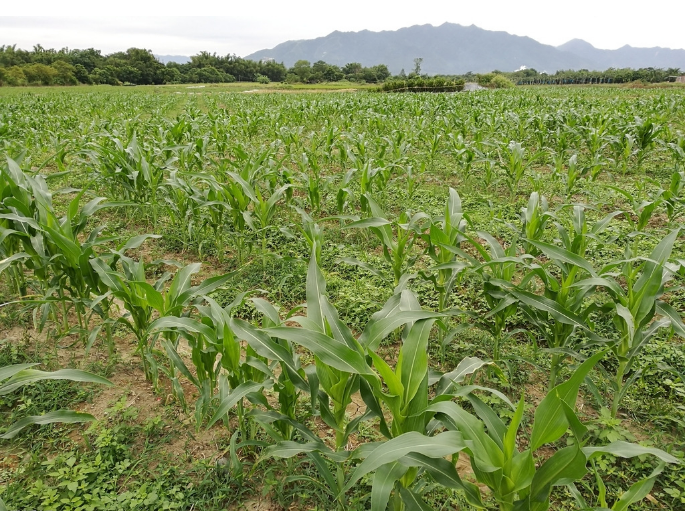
<box><xmin>379</xmin><ymin>77</ymin><xmax>465</xmax><ymax>92</ymax></box>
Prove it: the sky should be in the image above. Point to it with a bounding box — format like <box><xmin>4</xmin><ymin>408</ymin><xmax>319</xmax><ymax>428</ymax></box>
<box><xmin>1</xmin><ymin>1</ymin><xmax>684</xmax><ymax>57</ymax></box>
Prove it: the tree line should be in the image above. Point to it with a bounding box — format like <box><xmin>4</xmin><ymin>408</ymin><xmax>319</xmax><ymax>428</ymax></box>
<box><xmin>498</xmin><ymin>66</ymin><xmax>683</xmax><ymax>85</ymax></box>
<box><xmin>0</xmin><ymin>44</ymin><xmax>681</xmax><ymax>87</ymax></box>
<box><xmin>0</xmin><ymin>45</ymin><xmax>392</xmax><ymax>86</ymax></box>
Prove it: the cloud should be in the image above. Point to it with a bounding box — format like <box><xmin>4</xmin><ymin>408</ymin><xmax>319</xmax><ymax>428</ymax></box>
<box><xmin>0</xmin><ymin>2</ymin><xmax>683</xmax><ymax>58</ymax></box>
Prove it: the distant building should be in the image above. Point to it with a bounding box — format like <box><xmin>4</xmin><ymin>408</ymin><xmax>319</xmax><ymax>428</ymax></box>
<box><xmin>260</xmin><ymin>58</ymin><xmax>276</xmax><ymax>64</ymax></box>
<box><xmin>667</xmin><ymin>75</ymin><xmax>685</xmax><ymax>83</ymax></box>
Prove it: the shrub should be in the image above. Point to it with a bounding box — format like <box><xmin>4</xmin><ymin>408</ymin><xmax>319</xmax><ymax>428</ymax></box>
<box><xmin>491</xmin><ymin>74</ymin><xmax>515</xmax><ymax>88</ymax></box>
<box><xmin>255</xmin><ymin>74</ymin><xmax>270</xmax><ymax>84</ymax></box>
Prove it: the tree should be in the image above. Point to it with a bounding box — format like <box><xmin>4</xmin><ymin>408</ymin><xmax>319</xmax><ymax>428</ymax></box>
<box><xmin>23</xmin><ymin>63</ymin><xmax>58</xmax><ymax>85</ymax></box>
<box><xmin>290</xmin><ymin>60</ymin><xmax>312</xmax><ymax>82</ymax></box>
<box><xmin>73</xmin><ymin>64</ymin><xmax>91</xmax><ymax>84</ymax></box>
<box><xmin>51</xmin><ymin>60</ymin><xmax>78</xmax><ymax>85</ymax></box>
<box><xmin>342</xmin><ymin>62</ymin><xmax>363</xmax><ymax>77</ymax></box>
<box><xmin>413</xmin><ymin>57</ymin><xmax>423</xmax><ymax>75</ymax></box>
<box><xmin>371</xmin><ymin>64</ymin><xmax>391</xmax><ymax>81</ymax></box>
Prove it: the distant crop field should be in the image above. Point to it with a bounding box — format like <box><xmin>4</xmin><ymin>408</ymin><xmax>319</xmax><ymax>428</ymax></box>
<box><xmin>1</xmin><ymin>86</ymin><xmax>685</xmax><ymax>511</ymax></box>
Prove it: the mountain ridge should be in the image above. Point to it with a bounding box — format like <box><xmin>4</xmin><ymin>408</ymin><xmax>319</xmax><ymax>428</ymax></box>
<box><xmin>244</xmin><ymin>23</ymin><xmax>685</xmax><ymax>74</ymax></box>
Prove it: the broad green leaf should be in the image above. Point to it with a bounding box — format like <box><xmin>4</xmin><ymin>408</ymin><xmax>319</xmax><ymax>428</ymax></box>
<box><xmin>530</xmin><ymin>350</ymin><xmax>606</xmax><ymax>451</ymax></box>
<box><xmin>371</xmin><ymin>462</ymin><xmax>408</xmax><ymax>511</ymax></box>
<box><xmin>148</xmin><ymin>316</ymin><xmax>216</xmax><ymax>341</ymax></box>
<box><xmin>360</xmin><ymin>311</ymin><xmax>443</xmax><ymax>350</ymax></box>
<box><xmin>612</xmin><ymin>464</ymin><xmax>664</xmax><ymax>511</ymax></box>
<box><xmin>207</xmin><ymin>381</ymin><xmax>265</xmax><ymax>428</ymax></box>
<box><xmin>1</xmin><ymin>410</ymin><xmax>96</xmax><ymax>439</ymax></box>
<box><xmin>0</xmin><ymin>368</ymin><xmax>112</xmax><ymax>396</ymax></box>
<box><xmin>398</xmin><ymin>319</ymin><xmax>434</xmax><ymax>407</ymax></box>
<box><xmin>230</xmin><ymin>319</ymin><xmax>307</xmax><ymax>390</ymax></box>
<box><xmin>436</xmin><ymin>357</ymin><xmax>490</xmax><ymax>395</ymax></box>
<box><xmin>466</xmin><ymin>395</ymin><xmax>507</xmax><ymax>449</ymax></box>
<box><xmin>400</xmin><ymin>452</ymin><xmax>485</xmax><ymax>508</ymax></box>
<box><xmin>264</xmin><ymin>439</ymin><xmax>333</xmax><ymax>459</ymax></box>
<box><xmin>168</xmin><ymin>263</ymin><xmax>201</xmax><ymax>303</ymax></box>
<box><xmin>511</xmin><ymin>289</ymin><xmax>595</xmax><ymax>332</ymax></box>
<box><xmin>251</xmin><ymin>297</ymin><xmax>282</xmax><ymax>326</ymax></box>
<box><xmin>306</xmin><ymin>244</ymin><xmax>327</xmax><ymax>331</ymax></box>
<box><xmin>504</xmin><ymin>395</ymin><xmax>525</xmax><ymax>461</ymax></box>
<box><xmin>342</xmin><ymin>431</ymin><xmax>466</xmax><ymax>494</ymax></box>
<box><xmin>399</xmin><ymin>487</ymin><xmax>434</xmax><ymax>511</ymax></box>
<box><xmin>427</xmin><ymin>401</ymin><xmax>504</xmax><ymax>470</ymax></box>
<box><xmin>583</xmin><ymin>441</ymin><xmax>679</xmax><ymax>464</ymax></box>
<box><xmin>528</xmin><ymin>240</ymin><xmax>597</xmax><ymax>277</ymax></box>
<box><xmin>0</xmin><ymin>363</ymin><xmax>39</xmax><ymax>382</ymax></box>
<box><xmin>264</xmin><ymin>326</ymin><xmax>374</xmax><ymax>375</ymax></box>
<box><xmin>0</xmin><ymin>252</ymin><xmax>29</xmax><ymax>274</ymax></box>
<box><xmin>656</xmin><ymin>301</ymin><xmax>685</xmax><ymax>338</ymax></box>
<box><xmin>162</xmin><ymin>340</ymin><xmax>199</xmax><ymax>388</ymax></box>
<box><xmin>181</xmin><ymin>272</ymin><xmax>234</xmax><ymax>303</ymax></box>
<box><xmin>528</xmin><ymin>446</ymin><xmax>587</xmax><ymax>509</ymax></box>
<box><xmin>116</xmin><ymin>234</ymin><xmax>161</xmax><ymax>254</ymax></box>
<box><xmin>368</xmin><ymin>350</ymin><xmax>404</xmax><ymax>397</ymax></box>
<box><xmin>632</xmin><ymin>229</ymin><xmax>679</xmax><ymax>327</ymax></box>
<box><xmin>344</xmin><ymin>217</ymin><xmax>393</xmax><ymax>229</ymax></box>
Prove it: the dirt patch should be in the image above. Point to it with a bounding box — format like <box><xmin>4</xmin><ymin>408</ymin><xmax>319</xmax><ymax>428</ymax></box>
<box><xmin>228</xmin><ymin>497</ymin><xmax>281</xmax><ymax>510</ymax></box>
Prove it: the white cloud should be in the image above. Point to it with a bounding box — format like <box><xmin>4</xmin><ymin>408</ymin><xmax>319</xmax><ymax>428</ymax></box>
<box><xmin>0</xmin><ymin>1</ymin><xmax>683</xmax><ymax>57</ymax></box>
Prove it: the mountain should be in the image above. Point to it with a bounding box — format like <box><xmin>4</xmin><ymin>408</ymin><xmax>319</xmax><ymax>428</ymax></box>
<box><xmin>155</xmin><ymin>54</ymin><xmax>190</xmax><ymax>64</ymax></box>
<box><xmin>245</xmin><ymin>23</ymin><xmax>593</xmax><ymax>74</ymax></box>
<box><xmin>245</xmin><ymin>23</ymin><xmax>685</xmax><ymax>74</ymax></box>
<box><xmin>557</xmin><ymin>39</ymin><xmax>685</xmax><ymax>70</ymax></box>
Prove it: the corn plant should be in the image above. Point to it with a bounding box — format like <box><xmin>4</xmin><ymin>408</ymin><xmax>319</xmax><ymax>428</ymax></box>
<box><xmin>519</xmin><ymin>192</ymin><xmax>550</xmax><ymax>255</ymax></box>
<box><xmin>88</xmin><ymin>133</ymin><xmax>170</xmax><ymax>226</ymax></box>
<box><xmin>0</xmin><ymin>158</ymin><xmax>127</xmax><ymax>339</ymax></box>
<box><xmin>498</xmin><ymin>141</ymin><xmax>542</xmax><ymax>193</ymax></box>
<box><xmin>610</xmin><ymin>133</ymin><xmax>636</xmax><ymax>175</ymax></box>
<box><xmin>666</xmin><ymin>132</ymin><xmax>685</xmax><ymax>171</ymax></box>
<box><xmin>515</xmin><ymin>205</ymin><xmax>619</xmax><ymax>387</ymax></box>
<box><xmin>660</xmin><ymin>170</ymin><xmax>685</xmax><ymax>224</ymax></box>
<box><xmin>342</xmin><ymin>194</ymin><xmax>428</xmax><ymax>287</ymax></box>
<box><xmin>91</xmin><ymin>257</ymin><xmax>232</xmax><ymax>385</ymax></box>
<box><xmin>228</xmin><ymin>170</ymin><xmax>290</xmax><ymax>265</ymax></box>
<box><xmin>458</xmin><ymin>231</ymin><xmax>526</xmax><ymax>361</ymax></box>
<box><xmin>632</xmin><ymin>116</ymin><xmax>663</xmax><ymax>169</ymax></box>
<box><xmin>584</xmin><ymin>229</ymin><xmax>685</xmax><ymax>417</ymax></box>
<box><xmin>420</xmin><ymin>188</ymin><xmax>468</xmax><ymax>313</ymax></box>
<box><xmin>344</xmin><ymin>351</ymin><xmax>679</xmax><ymax>511</ymax></box>
<box><xmin>605</xmin><ymin>184</ymin><xmax>662</xmax><ymax>233</ymax></box>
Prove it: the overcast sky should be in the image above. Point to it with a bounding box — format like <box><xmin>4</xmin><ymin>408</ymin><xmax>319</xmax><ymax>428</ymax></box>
<box><xmin>1</xmin><ymin>1</ymin><xmax>683</xmax><ymax>57</ymax></box>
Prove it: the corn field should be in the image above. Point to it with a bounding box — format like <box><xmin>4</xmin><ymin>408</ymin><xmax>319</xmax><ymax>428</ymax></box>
<box><xmin>1</xmin><ymin>85</ymin><xmax>685</xmax><ymax>510</ymax></box>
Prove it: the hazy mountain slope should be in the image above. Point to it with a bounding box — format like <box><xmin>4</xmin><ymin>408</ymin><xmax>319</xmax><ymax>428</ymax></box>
<box><xmin>155</xmin><ymin>54</ymin><xmax>190</xmax><ymax>64</ymax></box>
<box><xmin>557</xmin><ymin>39</ymin><xmax>685</xmax><ymax>70</ymax></box>
<box><xmin>245</xmin><ymin>23</ymin><xmax>593</xmax><ymax>74</ymax></box>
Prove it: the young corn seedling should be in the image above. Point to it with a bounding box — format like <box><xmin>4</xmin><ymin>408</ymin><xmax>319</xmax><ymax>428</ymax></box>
<box><xmin>91</xmin><ymin>257</ymin><xmax>232</xmax><ymax>386</ymax></box>
<box><xmin>498</xmin><ymin>141</ymin><xmax>544</xmax><ymax>194</ymax></box>
<box><xmin>632</xmin><ymin>116</ymin><xmax>664</xmax><ymax>170</ymax></box>
<box><xmin>228</xmin><ymin>170</ymin><xmax>290</xmax><ymax>267</ymax></box>
<box><xmin>587</xmin><ymin>229</ymin><xmax>685</xmax><ymax>417</ymax></box>
<box><xmin>459</xmin><ymin>231</ymin><xmax>526</xmax><ymax>362</ymax></box>
<box><xmin>346</xmin><ymin>351</ymin><xmax>679</xmax><ymax>511</ymax></box>
<box><xmin>342</xmin><ymin>194</ymin><xmax>428</xmax><ymax>287</ymax></box>
<box><xmin>420</xmin><ymin>188</ymin><xmax>468</xmax><ymax>313</ymax></box>
<box><xmin>515</xmin><ymin>205</ymin><xmax>619</xmax><ymax>388</ymax></box>
<box><xmin>518</xmin><ymin>192</ymin><xmax>550</xmax><ymax>256</ymax></box>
